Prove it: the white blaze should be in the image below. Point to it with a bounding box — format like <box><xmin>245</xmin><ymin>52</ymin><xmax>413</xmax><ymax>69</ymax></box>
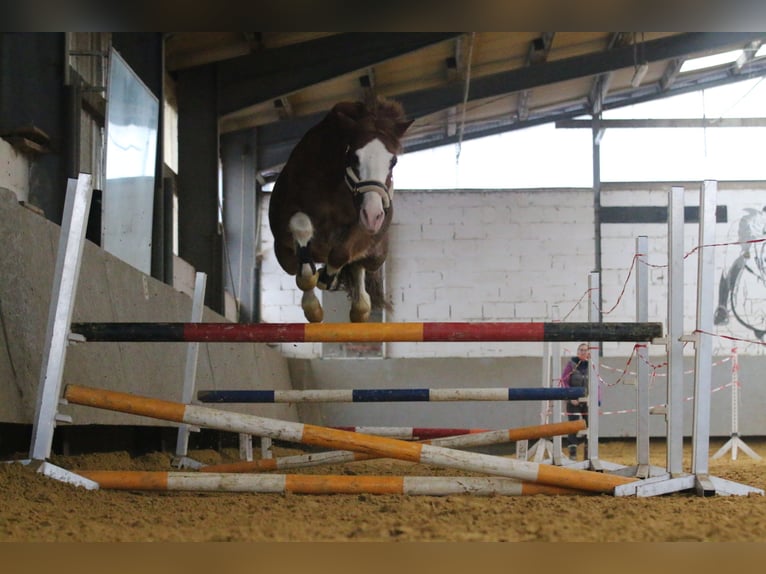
<box><xmin>355</xmin><ymin>138</ymin><xmax>393</xmax><ymax>233</ymax></box>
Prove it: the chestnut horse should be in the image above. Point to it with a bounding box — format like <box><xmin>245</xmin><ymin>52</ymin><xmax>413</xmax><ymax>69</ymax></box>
<box><xmin>268</xmin><ymin>96</ymin><xmax>412</xmax><ymax>322</ymax></box>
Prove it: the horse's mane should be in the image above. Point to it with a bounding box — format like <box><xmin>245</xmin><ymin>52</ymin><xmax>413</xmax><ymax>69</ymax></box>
<box><xmin>333</xmin><ymin>95</ymin><xmax>407</xmax><ymax>128</ymax></box>
<box><xmin>363</xmin><ymin>94</ymin><xmax>406</xmax><ymax>124</ymax></box>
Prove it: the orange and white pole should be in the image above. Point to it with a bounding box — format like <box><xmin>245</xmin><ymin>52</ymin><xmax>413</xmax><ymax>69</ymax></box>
<box><xmin>76</xmin><ymin>470</ymin><xmax>587</xmax><ymax>496</ymax></box>
<box><xmin>201</xmin><ymin>420</ymin><xmax>586</xmax><ymax>473</ymax></box>
<box><xmin>64</xmin><ymin>384</ymin><xmax>635</xmax><ymax>493</ymax></box>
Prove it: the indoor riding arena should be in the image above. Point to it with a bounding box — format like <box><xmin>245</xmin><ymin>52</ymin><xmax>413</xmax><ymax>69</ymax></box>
<box><xmin>2</xmin><ymin>32</ymin><xmax>766</xmax><ymax>544</ymax></box>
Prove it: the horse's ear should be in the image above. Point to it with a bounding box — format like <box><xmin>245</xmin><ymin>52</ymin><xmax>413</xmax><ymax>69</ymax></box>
<box><xmin>395</xmin><ymin>119</ymin><xmax>414</xmax><ymax>138</ymax></box>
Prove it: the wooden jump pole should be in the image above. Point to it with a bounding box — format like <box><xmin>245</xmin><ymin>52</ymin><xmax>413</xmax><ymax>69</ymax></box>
<box><xmin>76</xmin><ymin>471</ymin><xmax>587</xmax><ymax>496</ymax></box>
<box><xmin>69</xmin><ymin>321</ymin><xmax>663</xmax><ymax>343</ymax></box>
<box><xmin>64</xmin><ymin>384</ymin><xmax>635</xmax><ymax>493</ymax></box>
<box><xmin>201</xmin><ymin>420</ymin><xmax>587</xmax><ymax>474</ymax></box>
<box><xmin>195</xmin><ymin>386</ymin><xmax>585</xmax><ymax>403</ymax></box>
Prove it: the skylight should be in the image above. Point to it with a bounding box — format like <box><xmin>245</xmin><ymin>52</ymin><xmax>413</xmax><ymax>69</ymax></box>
<box><xmin>679</xmin><ymin>49</ymin><xmax>743</xmax><ymax>73</ymax></box>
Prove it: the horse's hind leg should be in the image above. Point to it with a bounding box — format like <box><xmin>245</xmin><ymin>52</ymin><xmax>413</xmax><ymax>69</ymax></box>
<box><xmin>348</xmin><ymin>264</ymin><xmax>372</xmax><ymax>323</ymax></box>
<box><xmin>289</xmin><ymin>212</ymin><xmax>323</xmax><ymax>322</ymax></box>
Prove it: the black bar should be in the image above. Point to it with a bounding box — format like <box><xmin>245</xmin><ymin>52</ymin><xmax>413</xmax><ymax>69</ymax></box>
<box><xmin>542</xmin><ymin>322</ymin><xmax>662</xmax><ymax>342</ymax></box>
<box><xmin>71</xmin><ymin>323</ymin><xmax>185</xmax><ymax>342</ymax></box>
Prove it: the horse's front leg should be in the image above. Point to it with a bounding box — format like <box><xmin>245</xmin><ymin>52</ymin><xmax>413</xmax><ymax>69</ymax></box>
<box><xmin>317</xmin><ymin>264</ymin><xmax>342</xmax><ymax>291</ymax></box>
<box><xmin>348</xmin><ymin>264</ymin><xmax>371</xmax><ymax>323</ymax></box>
<box><xmin>289</xmin><ymin>213</ymin><xmax>323</xmax><ymax>323</ymax></box>
<box><xmin>317</xmin><ymin>245</ymin><xmax>350</xmax><ymax>291</ymax></box>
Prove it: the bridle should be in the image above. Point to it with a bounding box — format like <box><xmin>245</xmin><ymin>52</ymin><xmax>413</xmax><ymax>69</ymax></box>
<box><xmin>343</xmin><ymin>154</ymin><xmax>393</xmax><ymax>210</ymax></box>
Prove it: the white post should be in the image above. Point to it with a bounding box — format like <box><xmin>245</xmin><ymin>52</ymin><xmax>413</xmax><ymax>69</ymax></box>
<box><xmin>174</xmin><ymin>272</ymin><xmax>207</xmax><ymax>465</ymax></box>
<box><xmin>711</xmin><ymin>347</ymin><xmax>761</xmax><ymax>461</ymax></box>
<box><xmin>30</xmin><ymin>174</ymin><xmax>93</xmax><ymax>461</ymax></box>
<box><xmin>666</xmin><ymin>186</ymin><xmax>685</xmax><ymax>475</ymax></box>
<box><xmin>239</xmin><ymin>433</ymin><xmax>254</xmax><ymax>461</ymax></box>
<box><xmin>587</xmin><ymin>272</ymin><xmax>600</xmax><ymax>466</ymax></box>
<box><xmin>541</xmin><ymin>340</ymin><xmax>551</xmax><ymax>426</ymax></box>
<box><xmin>550</xmin><ymin>305</ymin><xmax>563</xmax><ymax>465</ymax></box>
<box><xmin>635</xmin><ymin>235</ymin><xmax>650</xmax><ymax>476</ymax></box>
<box><xmin>261</xmin><ymin>437</ymin><xmax>274</xmax><ymax>459</ymax></box>
<box><xmin>691</xmin><ymin>180</ymin><xmax>716</xmax><ymax>494</ymax></box>
<box><xmin>731</xmin><ymin>347</ymin><xmax>740</xmax><ymax>459</ymax></box>
<box><xmin>524</xmin><ymin>336</ymin><xmax>553</xmax><ymax>461</ymax></box>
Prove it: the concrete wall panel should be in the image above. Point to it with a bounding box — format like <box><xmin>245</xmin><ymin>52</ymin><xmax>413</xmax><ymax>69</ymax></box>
<box><xmin>0</xmin><ymin>186</ymin><xmax>296</xmax><ymax>427</ymax></box>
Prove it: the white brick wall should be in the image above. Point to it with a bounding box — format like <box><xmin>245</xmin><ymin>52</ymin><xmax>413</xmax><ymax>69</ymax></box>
<box><xmin>259</xmin><ymin>183</ymin><xmax>766</xmax><ymax>359</ymax></box>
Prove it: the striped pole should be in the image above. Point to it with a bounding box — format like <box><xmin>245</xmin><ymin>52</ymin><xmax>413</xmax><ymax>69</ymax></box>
<box><xmin>196</xmin><ymin>387</ymin><xmax>585</xmax><ymax>403</ymax></box>
<box><xmin>330</xmin><ymin>427</ymin><xmax>492</xmax><ymax>440</ymax></box>
<box><xmin>201</xmin><ymin>420</ymin><xmax>587</xmax><ymax>474</ymax></box>
<box><xmin>76</xmin><ymin>471</ymin><xmax>587</xmax><ymax>496</ymax></box>
<box><xmin>70</xmin><ymin>321</ymin><xmax>662</xmax><ymax>343</ymax></box>
<box><xmin>64</xmin><ymin>385</ymin><xmax>635</xmax><ymax>493</ymax></box>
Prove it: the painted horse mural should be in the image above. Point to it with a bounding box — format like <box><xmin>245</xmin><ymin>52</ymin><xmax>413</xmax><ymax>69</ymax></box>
<box><xmin>268</xmin><ymin>96</ymin><xmax>413</xmax><ymax>323</ymax></box>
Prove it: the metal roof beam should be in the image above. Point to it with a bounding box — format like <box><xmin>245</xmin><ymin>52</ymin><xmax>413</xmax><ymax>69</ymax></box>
<box><xmin>257</xmin><ymin>61</ymin><xmax>766</xmax><ymax>170</ymax></box>
<box><xmin>254</xmin><ymin>33</ymin><xmax>766</xmax><ymax>170</ymax></box>
<box><xmin>218</xmin><ymin>32</ymin><xmax>461</xmax><ymax>115</ymax></box>
<box><xmin>399</xmin><ymin>33</ymin><xmax>765</xmax><ymax>120</ymax></box>
<box><xmin>608</xmin><ymin>57</ymin><xmax>766</xmax><ymax>109</ymax></box>
<box><xmin>734</xmin><ymin>40</ymin><xmax>762</xmax><ymax>74</ymax></box>
<box><xmin>660</xmin><ymin>58</ymin><xmax>684</xmax><ymax>91</ymax></box>
<box><xmin>589</xmin><ymin>32</ymin><xmax>631</xmax><ymax>115</ymax></box>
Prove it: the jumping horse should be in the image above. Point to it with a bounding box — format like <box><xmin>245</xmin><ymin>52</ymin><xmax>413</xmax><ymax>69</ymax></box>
<box><xmin>268</xmin><ymin>95</ymin><xmax>413</xmax><ymax>323</ymax></box>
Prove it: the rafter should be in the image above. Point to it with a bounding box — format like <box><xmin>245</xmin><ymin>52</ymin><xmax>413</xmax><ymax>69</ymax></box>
<box><xmin>217</xmin><ymin>32</ymin><xmax>462</xmax><ymax>116</ymax></box>
<box><xmin>250</xmin><ymin>33</ymin><xmax>766</xmax><ymax>170</ymax></box>
<box><xmin>516</xmin><ymin>32</ymin><xmax>554</xmax><ymax>121</ymax></box>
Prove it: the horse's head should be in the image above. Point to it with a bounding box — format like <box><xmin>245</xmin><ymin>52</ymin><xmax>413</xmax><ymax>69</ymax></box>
<box><xmin>334</xmin><ymin>100</ymin><xmax>413</xmax><ymax>234</ymax></box>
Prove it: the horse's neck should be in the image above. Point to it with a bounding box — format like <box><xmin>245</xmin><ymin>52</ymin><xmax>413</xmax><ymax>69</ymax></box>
<box><xmin>303</xmin><ymin>124</ymin><xmax>346</xmax><ymax>168</ymax></box>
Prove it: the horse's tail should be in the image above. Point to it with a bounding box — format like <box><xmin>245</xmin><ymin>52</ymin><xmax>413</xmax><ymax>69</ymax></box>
<box><xmin>338</xmin><ymin>267</ymin><xmax>394</xmax><ymax>315</ymax></box>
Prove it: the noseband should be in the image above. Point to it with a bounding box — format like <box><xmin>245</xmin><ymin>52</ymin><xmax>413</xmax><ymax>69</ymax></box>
<box><xmin>344</xmin><ymin>166</ymin><xmax>392</xmax><ymax>209</ymax></box>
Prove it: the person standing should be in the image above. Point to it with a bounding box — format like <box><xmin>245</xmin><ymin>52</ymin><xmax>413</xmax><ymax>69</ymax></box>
<box><xmin>560</xmin><ymin>343</ymin><xmax>590</xmax><ymax>460</ymax></box>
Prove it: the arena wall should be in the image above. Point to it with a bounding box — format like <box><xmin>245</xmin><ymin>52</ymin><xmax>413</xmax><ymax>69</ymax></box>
<box><xmin>260</xmin><ymin>182</ymin><xmax>766</xmax><ymax>437</ymax></box>
<box><xmin>0</xmin><ymin>185</ymin><xmax>297</xmax><ymax>427</ymax></box>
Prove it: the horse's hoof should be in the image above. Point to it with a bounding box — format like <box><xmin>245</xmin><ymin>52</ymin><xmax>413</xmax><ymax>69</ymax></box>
<box><xmin>305</xmin><ymin>307</ymin><xmax>324</xmax><ymax>323</ymax></box>
<box><xmin>350</xmin><ymin>293</ymin><xmax>372</xmax><ymax>323</ymax></box>
<box><xmin>349</xmin><ymin>309</ymin><xmax>370</xmax><ymax>322</ymax></box>
<box><xmin>350</xmin><ymin>299</ymin><xmax>371</xmax><ymax>322</ymax></box>
<box><xmin>296</xmin><ymin>271</ymin><xmax>318</xmax><ymax>291</ymax></box>
<box><xmin>302</xmin><ymin>292</ymin><xmax>324</xmax><ymax>323</ymax></box>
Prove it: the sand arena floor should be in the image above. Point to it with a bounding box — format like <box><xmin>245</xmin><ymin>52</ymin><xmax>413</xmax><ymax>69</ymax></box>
<box><xmin>2</xmin><ymin>437</ymin><xmax>766</xmax><ymax>542</ymax></box>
